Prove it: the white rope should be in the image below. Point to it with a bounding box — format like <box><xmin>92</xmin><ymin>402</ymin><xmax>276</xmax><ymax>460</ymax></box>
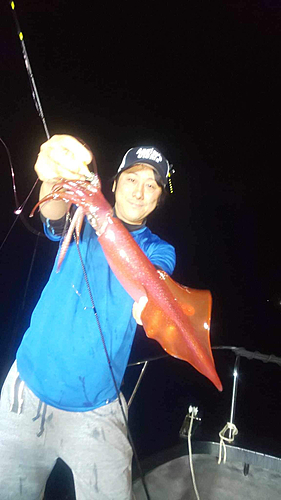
<box><xmin>187</xmin><ymin>406</ymin><xmax>201</xmax><ymax>500</ymax></box>
<box><xmin>218</xmin><ymin>422</ymin><xmax>238</xmax><ymax>464</ymax></box>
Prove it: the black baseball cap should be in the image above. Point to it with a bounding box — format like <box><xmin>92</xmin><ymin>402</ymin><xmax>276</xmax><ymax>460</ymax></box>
<box><xmin>117</xmin><ymin>147</ymin><xmax>170</xmax><ymax>186</ymax></box>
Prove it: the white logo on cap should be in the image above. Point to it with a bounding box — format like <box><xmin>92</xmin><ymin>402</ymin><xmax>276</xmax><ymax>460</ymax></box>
<box><xmin>136</xmin><ymin>148</ymin><xmax>162</xmax><ymax>163</ymax></box>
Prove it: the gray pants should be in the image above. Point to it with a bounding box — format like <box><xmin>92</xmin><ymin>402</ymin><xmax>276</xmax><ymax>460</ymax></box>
<box><xmin>0</xmin><ymin>362</ymin><xmax>134</xmax><ymax>500</ymax></box>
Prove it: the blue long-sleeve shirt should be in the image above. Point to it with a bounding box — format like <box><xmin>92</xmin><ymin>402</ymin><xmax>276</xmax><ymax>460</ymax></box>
<box><xmin>16</xmin><ymin>217</ymin><xmax>176</xmax><ymax>411</ymax></box>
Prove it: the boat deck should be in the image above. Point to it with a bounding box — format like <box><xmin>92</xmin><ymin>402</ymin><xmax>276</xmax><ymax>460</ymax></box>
<box><xmin>133</xmin><ymin>451</ymin><xmax>281</xmax><ymax>500</ymax></box>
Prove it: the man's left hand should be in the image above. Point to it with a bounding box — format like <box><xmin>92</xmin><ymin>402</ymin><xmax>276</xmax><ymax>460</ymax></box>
<box><xmin>132</xmin><ymin>296</ymin><xmax>148</xmax><ymax>325</ymax></box>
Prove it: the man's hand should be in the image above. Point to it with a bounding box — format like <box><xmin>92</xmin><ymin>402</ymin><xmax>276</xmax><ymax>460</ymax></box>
<box><xmin>35</xmin><ymin>135</ymin><xmax>93</xmax><ymax>182</ymax></box>
<box><xmin>35</xmin><ymin>135</ymin><xmax>93</xmax><ymax>219</ymax></box>
<box><xmin>132</xmin><ymin>296</ymin><xmax>148</xmax><ymax>325</ymax></box>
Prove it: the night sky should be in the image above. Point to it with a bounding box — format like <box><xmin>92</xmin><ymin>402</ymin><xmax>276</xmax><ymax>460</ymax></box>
<box><xmin>1</xmin><ymin>0</ymin><xmax>281</xmax><ymax>483</ymax></box>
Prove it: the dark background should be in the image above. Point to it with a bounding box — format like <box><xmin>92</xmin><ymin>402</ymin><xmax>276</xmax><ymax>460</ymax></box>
<box><xmin>1</xmin><ymin>0</ymin><xmax>281</xmax><ymax>497</ymax></box>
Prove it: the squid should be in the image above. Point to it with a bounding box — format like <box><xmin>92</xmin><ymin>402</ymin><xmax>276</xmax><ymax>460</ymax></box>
<box><xmin>31</xmin><ymin>176</ymin><xmax>222</xmax><ymax>391</ymax></box>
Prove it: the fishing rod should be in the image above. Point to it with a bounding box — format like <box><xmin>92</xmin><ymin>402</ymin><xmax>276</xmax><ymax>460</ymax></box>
<box><xmin>1</xmin><ymin>1</ymin><xmax>50</xmax><ymax>247</ymax></box>
<box><xmin>9</xmin><ymin>3</ymin><xmax>151</xmax><ymax>498</ymax></box>
<box><xmin>0</xmin><ymin>1</ymin><xmax>50</xmax><ymax>310</ymax></box>
<box><xmin>8</xmin><ymin>0</ymin><xmax>50</xmax><ymax>222</ymax></box>
<box><xmin>10</xmin><ymin>2</ymin><xmax>50</xmax><ymax>140</ymax></box>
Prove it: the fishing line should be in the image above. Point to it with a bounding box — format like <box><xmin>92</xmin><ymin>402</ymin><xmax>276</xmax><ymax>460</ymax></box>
<box><xmin>20</xmin><ymin>233</ymin><xmax>40</xmax><ymax>312</ymax></box>
<box><xmin>74</xmin><ymin>233</ymin><xmax>151</xmax><ymax>500</ymax></box>
<box><xmin>0</xmin><ymin>136</ymin><xmax>20</xmax><ymax>209</ymax></box>
<box><xmin>0</xmin><ymin>138</ymin><xmax>43</xmax><ymax>242</ymax></box>
<box><xmin>0</xmin><ymin>136</ymin><xmax>43</xmax><ymax>268</ymax></box>
<box><xmin>9</xmin><ymin>3</ymin><xmax>150</xmax><ymax>497</ymax></box>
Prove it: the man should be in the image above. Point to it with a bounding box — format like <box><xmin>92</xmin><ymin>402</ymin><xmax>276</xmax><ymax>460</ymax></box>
<box><xmin>0</xmin><ymin>135</ymin><xmax>176</xmax><ymax>499</ymax></box>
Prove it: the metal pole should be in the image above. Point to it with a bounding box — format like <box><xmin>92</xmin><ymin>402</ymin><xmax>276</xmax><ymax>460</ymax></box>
<box><xmin>229</xmin><ymin>355</ymin><xmax>240</xmax><ymax>439</ymax></box>
<box><xmin>128</xmin><ymin>361</ymin><xmax>148</xmax><ymax>409</ymax></box>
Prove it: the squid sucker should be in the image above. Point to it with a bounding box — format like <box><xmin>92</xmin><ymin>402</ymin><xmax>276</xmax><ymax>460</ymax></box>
<box><xmin>31</xmin><ymin>176</ymin><xmax>223</xmax><ymax>391</ymax></box>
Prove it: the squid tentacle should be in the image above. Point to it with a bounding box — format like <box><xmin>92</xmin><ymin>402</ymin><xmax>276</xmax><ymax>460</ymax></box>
<box><xmin>30</xmin><ymin>179</ymin><xmax>105</xmax><ymax>270</ymax></box>
<box><xmin>57</xmin><ymin>206</ymin><xmax>85</xmax><ymax>271</ymax></box>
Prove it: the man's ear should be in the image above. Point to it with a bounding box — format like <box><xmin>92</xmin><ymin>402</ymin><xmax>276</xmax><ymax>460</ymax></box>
<box><xmin>112</xmin><ymin>180</ymin><xmax>116</xmax><ymax>193</ymax></box>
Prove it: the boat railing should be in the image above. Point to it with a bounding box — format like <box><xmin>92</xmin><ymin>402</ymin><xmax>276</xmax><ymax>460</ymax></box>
<box><xmin>128</xmin><ymin>346</ymin><xmax>281</xmax><ymax>475</ymax></box>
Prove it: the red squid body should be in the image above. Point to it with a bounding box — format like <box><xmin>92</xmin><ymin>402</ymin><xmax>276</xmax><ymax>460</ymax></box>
<box><xmin>34</xmin><ymin>179</ymin><xmax>222</xmax><ymax>391</ymax></box>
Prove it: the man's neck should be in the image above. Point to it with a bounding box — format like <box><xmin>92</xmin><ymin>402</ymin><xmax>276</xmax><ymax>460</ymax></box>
<box><xmin>113</xmin><ymin>208</ymin><xmax>146</xmax><ymax>232</ymax></box>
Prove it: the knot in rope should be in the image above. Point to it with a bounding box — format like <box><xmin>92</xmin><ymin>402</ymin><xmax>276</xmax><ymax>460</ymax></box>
<box><xmin>218</xmin><ymin>422</ymin><xmax>238</xmax><ymax>464</ymax></box>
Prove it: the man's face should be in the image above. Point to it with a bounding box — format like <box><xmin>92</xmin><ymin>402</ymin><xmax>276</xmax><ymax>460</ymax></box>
<box><xmin>113</xmin><ymin>164</ymin><xmax>163</xmax><ymax>225</ymax></box>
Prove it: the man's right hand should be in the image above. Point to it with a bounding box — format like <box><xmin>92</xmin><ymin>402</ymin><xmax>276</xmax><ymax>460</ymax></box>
<box><xmin>35</xmin><ymin>135</ymin><xmax>93</xmax><ymax>182</ymax></box>
<box><xmin>35</xmin><ymin>135</ymin><xmax>93</xmax><ymax>220</ymax></box>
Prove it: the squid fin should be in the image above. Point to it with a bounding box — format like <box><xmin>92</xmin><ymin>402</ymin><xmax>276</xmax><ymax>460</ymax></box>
<box><xmin>141</xmin><ymin>274</ymin><xmax>222</xmax><ymax>391</ymax></box>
